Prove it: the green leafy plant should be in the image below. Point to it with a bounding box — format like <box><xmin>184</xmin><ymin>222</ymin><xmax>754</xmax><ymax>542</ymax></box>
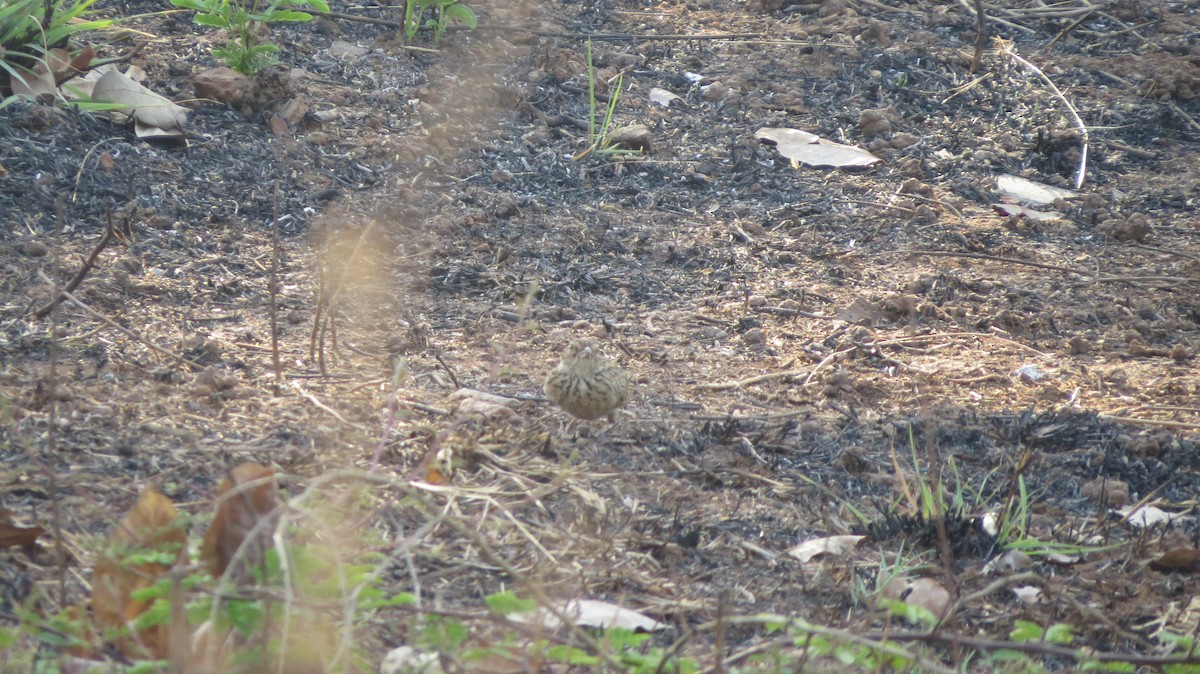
<box><xmin>402</xmin><ymin>0</ymin><xmax>477</xmax><ymax>44</ymax></box>
<box><xmin>0</xmin><ymin>0</ymin><xmax>112</xmax><ymax>107</ymax></box>
<box><xmin>169</xmin><ymin>0</ymin><xmax>330</xmax><ymax>75</ymax></box>
<box><xmin>573</xmin><ymin>39</ymin><xmax>637</xmax><ymax>160</ymax></box>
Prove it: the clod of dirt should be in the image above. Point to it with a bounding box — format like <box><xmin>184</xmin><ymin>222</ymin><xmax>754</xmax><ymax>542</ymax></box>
<box><xmin>702</xmin><ymin>82</ymin><xmax>731</xmax><ymax>102</ymax></box>
<box><xmin>1099</xmin><ymin>214</ymin><xmax>1150</xmax><ymax>242</ymax></box>
<box><xmin>818</xmin><ymin>0</ymin><xmax>848</xmax><ymax>16</ymax></box>
<box><xmin>243</xmin><ymin>65</ymin><xmax>295</xmax><ymax>115</ymax></box>
<box><xmin>822</xmin><ymin>369</ymin><xmax>855</xmax><ymax>398</ymax></box>
<box><xmin>608</xmin><ymin>124</ymin><xmax>652</xmax><ymax>153</ymax></box>
<box><xmin>858</xmin><ymin>107</ymin><xmax>896</xmax><ymax>137</ymax></box>
<box><xmin>192</xmin><ymin>366</ymin><xmax>238</xmax><ymax>395</ymax></box>
<box><xmin>1081</xmin><ymin>478</ymin><xmax>1130</xmax><ymax>507</ymax></box>
<box><xmin>1068</xmin><ymin>334</ymin><xmax>1092</xmax><ymax>355</ymax></box>
<box><xmin>193</xmin><ymin>66</ymin><xmax>249</xmax><ymax>107</ymax></box>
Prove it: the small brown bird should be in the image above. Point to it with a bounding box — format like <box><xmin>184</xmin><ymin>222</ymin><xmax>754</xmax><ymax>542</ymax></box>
<box><xmin>544</xmin><ymin>339</ymin><xmax>631</xmax><ymax>422</ymax></box>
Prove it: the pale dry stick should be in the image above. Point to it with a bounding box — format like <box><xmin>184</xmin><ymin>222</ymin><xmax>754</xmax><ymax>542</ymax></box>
<box><xmin>291</xmin><ymin>381</ymin><xmax>372</xmax><ymax>432</ymax></box>
<box><xmin>1133</xmin><ymin>242</ymin><xmax>1200</xmax><ymax>262</ymax></box>
<box><xmin>848</xmin><ymin>0</ymin><xmax>925</xmax><ymax>13</ymax></box>
<box><xmin>864</xmin><ymin>630</ymin><xmax>1200</xmax><ymax>669</ymax></box>
<box><xmin>696</xmin><ymin>368</ymin><xmax>810</xmax><ymax>391</ymax></box>
<box><xmin>70</xmin><ymin>137</ymin><xmax>126</xmax><ymax>204</ymax></box>
<box><xmin>1100</xmin><ymin>137</ymin><xmax>1158</xmax><ymax>160</ymax></box>
<box><xmin>801</xmin><ymin>346</ymin><xmax>856</xmax><ymax>387</ymax></box>
<box><xmin>269</xmin><ymin>182</ymin><xmax>283</xmax><ymax>389</ymax></box>
<box><xmin>1167</xmin><ymin>101</ymin><xmax>1200</xmax><ymax>135</ymax></box>
<box><xmin>894</xmin><ymin>570</ymin><xmax>1157</xmax><ymax>653</ymax></box>
<box><xmin>1042</xmin><ymin>8</ymin><xmax>1099</xmax><ymax>54</ymax></box>
<box><xmin>37</xmin><ymin>272</ymin><xmax>206</xmax><ymax>369</ymax></box>
<box><xmin>1097</xmin><ymin>414</ymin><xmax>1200</xmax><ymax>432</ymax></box>
<box><xmin>309</xmin><ymin>220</ymin><xmax>378</xmax><ymax>367</ymax></box>
<box><xmin>1116</xmin><ymin>404</ymin><xmax>1200</xmax><ymax>415</ymax></box>
<box><xmin>957</xmin><ymin>0</ymin><xmax>1036</xmax><ymax>34</ymax></box>
<box><xmin>45</xmin><ymin>284</ymin><xmax>68</xmax><ymax>607</ymax></box>
<box><xmin>941</xmin><ymin>72</ymin><xmax>993</xmax><ymax>105</ymax></box>
<box><xmin>999</xmin><ymin>40</ymin><xmax>1089</xmax><ymax>189</ymax></box>
<box><xmin>698</xmin><ymin>615</ymin><xmax>957</xmax><ymax>674</ymax></box>
<box><xmin>906</xmin><ymin>193</ymin><xmax>967</xmax><ymax>225</ymax></box>
<box><xmin>886</xmin><ymin>249</ymin><xmax>1183</xmax><ymax>285</ymax></box>
<box><xmin>970</xmin><ymin>0</ymin><xmax>985</xmax><ymax>72</ymax></box>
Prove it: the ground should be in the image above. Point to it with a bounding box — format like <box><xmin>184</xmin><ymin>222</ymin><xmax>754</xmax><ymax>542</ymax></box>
<box><xmin>2</xmin><ymin>0</ymin><xmax>1200</xmax><ymax>670</ymax></box>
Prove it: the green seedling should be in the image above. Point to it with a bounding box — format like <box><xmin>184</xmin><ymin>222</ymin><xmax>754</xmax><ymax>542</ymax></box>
<box><xmin>170</xmin><ymin>0</ymin><xmax>330</xmax><ymax>75</ymax></box>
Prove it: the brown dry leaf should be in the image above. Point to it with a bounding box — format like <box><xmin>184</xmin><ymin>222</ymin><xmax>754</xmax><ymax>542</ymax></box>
<box><xmin>0</xmin><ymin>520</ymin><xmax>44</xmax><ymax>548</ymax></box>
<box><xmin>200</xmin><ymin>463</ymin><xmax>280</xmax><ymax>581</ymax></box>
<box><xmin>1150</xmin><ymin>549</ymin><xmax>1200</xmax><ymax>572</ymax></box>
<box><xmin>67</xmin><ymin>46</ymin><xmax>95</xmax><ymax>78</ymax></box>
<box><xmin>9</xmin><ymin>61</ymin><xmax>57</xmax><ymax>103</ymax></box>
<box><xmin>92</xmin><ymin>486</ymin><xmax>187</xmax><ymax>659</ymax></box>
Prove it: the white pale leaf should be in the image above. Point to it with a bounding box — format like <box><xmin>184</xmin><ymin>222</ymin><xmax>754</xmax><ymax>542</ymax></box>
<box><xmin>755</xmin><ymin>128</ymin><xmax>881</xmax><ymax>168</ymax></box>
<box><xmin>1117</xmin><ymin>505</ymin><xmax>1179</xmax><ymax>529</ymax></box>
<box><xmin>787</xmin><ymin>534</ymin><xmax>865</xmax><ymax>563</ymax></box>
<box><xmin>648</xmin><ymin>87</ymin><xmax>681</xmax><ymax>107</ymax></box>
<box><xmin>380</xmin><ymin>646</ymin><xmax>439</xmax><ymax>674</ymax></box>
<box><xmin>993</xmin><ymin>203</ymin><xmax>1065</xmax><ymax>221</ymax></box>
<box><xmin>510</xmin><ymin>599</ymin><xmax>666</xmax><ymax>632</ymax></box>
<box><xmin>995</xmin><ymin>174</ymin><xmax>1076</xmax><ymax>206</ymax></box>
<box><xmin>1012</xmin><ymin>586</ymin><xmax>1042</xmax><ymax>604</ymax></box>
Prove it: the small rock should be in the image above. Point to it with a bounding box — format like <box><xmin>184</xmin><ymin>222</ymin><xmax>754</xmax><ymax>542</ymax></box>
<box><xmin>1081</xmin><ymin>478</ymin><xmax>1129</xmax><ymax>507</ymax></box>
<box><xmin>858</xmin><ymin>108</ymin><xmax>893</xmax><ymax>137</ymax></box>
<box><xmin>702</xmin><ymin>82</ymin><xmax>730</xmax><ymax>102</ymax></box>
<box><xmin>328</xmin><ymin>40</ymin><xmax>368</xmax><ymax>59</ymax></box>
<box><xmin>193</xmin><ymin>66</ymin><xmax>249</xmax><ymax>107</ymax></box>
<box><xmin>608</xmin><ymin>124</ymin><xmax>652</xmax><ymax>152</ymax></box>
<box><xmin>1099</xmin><ymin>214</ymin><xmax>1149</xmax><ymax>242</ymax></box>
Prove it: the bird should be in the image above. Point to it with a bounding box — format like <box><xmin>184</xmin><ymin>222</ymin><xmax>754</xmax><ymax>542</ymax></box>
<box><xmin>544</xmin><ymin>339</ymin><xmax>631</xmax><ymax>422</ymax></box>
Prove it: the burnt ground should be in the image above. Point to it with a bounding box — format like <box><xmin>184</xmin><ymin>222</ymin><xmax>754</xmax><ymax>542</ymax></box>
<box><xmin>3</xmin><ymin>0</ymin><xmax>1200</xmax><ymax>670</ymax></box>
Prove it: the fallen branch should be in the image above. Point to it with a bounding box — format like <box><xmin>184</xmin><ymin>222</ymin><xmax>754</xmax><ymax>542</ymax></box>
<box><xmin>34</xmin><ymin>211</ymin><xmax>115</xmax><ymax>319</ymax></box>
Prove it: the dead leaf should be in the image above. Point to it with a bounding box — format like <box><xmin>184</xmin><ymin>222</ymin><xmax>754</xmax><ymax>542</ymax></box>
<box><xmin>1150</xmin><ymin>549</ymin><xmax>1200</xmax><ymax>572</ymax></box>
<box><xmin>648</xmin><ymin>87</ymin><xmax>682</xmax><ymax>108</ymax></box>
<box><xmin>787</xmin><ymin>534</ymin><xmax>866</xmax><ymax>563</ymax></box>
<box><xmin>200</xmin><ymin>463</ymin><xmax>280</xmax><ymax>581</ymax></box>
<box><xmin>9</xmin><ymin>61</ymin><xmax>57</xmax><ymax>103</ymax></box>
<box><xmin>993</xmin><ymin>203</ymin><xmax>1064</xmax><ymax>221</ymax></box>
<box><xmin>510</xmin><ymin>599</ymin><xmax>666</xmax><ymax>632</ymax></box>
<box><xmin>449</xmin><ymin>388</ymin><xmax>516</xmax><ymax>418</ymax></box>
<box><xmin>995</xmin><ymin>174</ymin><xmax>1076</xmax><ymax>206</ymax></box>
<box><xmin>92</xmin><ymin>487</ymin><xmax>186</xmax><ymax>659</ymax></box>
<box><xmin>755</xmin><ymin>127</ymin><xmax>881</xmax><ymax>168</ymax></box>
<box><xmin>0</xmin><ymin>520</ymin><xmax>44</xmax><ymax>548</ymax></box>
<box><xmin>91</xmin><ymin>69</ymin><xmax>189</xmax><ymax>138</ymax></box>
<box><xmin>1117</xmin><ymin>504</ymin><xmax>1181</xmax><ymax>529</ymax></box>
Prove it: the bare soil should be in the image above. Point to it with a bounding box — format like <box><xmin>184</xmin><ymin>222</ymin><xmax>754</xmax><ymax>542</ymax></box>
<box><xmin>3</xmin><ymin>0</ymin><xmax>1200</xmax><ymax>670</ymax></box>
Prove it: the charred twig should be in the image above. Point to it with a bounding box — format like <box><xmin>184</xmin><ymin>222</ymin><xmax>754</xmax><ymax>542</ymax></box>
<box><xmin>269</xmin><ymin>182</ymin><xmax>282</xmax><ymax>389</ymax></box>
<box><xmin>970</xmin><ymin>0</ymin><xmax>985</xmax><ymax>73</ymax></box>
<box><xmin>34</xmin><ymin>211</ymin><xmax>115</xmax><ymax>319</ymax></box>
